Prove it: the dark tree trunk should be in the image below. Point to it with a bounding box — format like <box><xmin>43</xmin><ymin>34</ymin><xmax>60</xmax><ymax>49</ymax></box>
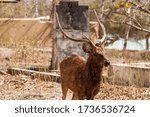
<box><xmin>123</xmin><ymin>8</ymin><xmax>131</xmax><ymax>50</ymax></box>
<box><xmin>145</xmin><ymin>33</ymin><xmax>150</xmax><ymax>50</ymax></box>
<box><xmin>123</xmin><ymin>25</ymin><xmax>131</xmax><ymax>50</ymax></box>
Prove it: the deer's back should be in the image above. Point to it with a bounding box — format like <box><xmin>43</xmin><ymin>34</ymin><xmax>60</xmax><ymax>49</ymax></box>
<box><xmin>60</xmin><ymin>54</ymin><xmax>86</xmax><ymax>70</ymax></box>
<box><xmin>60</xmin><ymin>54</ymin><xmax>86</xmax><ymax>92</ymax></box>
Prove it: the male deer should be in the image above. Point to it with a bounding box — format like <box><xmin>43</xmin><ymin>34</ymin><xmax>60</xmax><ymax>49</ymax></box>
<box><xmin>56</xmin><ymin>10</ymin><xmax>110</xmax><ymax>100</ymax></box>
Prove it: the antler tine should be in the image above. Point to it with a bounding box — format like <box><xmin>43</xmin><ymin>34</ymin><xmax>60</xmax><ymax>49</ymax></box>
<box><xmin>55</xmin><ymin>12</ymin><xmax>95</xmax><ymax>47</ymax></box>
<box><xmin>94</xmin><ymin>9</ymin><xmax>107</xmax><ymax>45</ymax></box>
<box><xmin>82</xmin><ymin>35</ymin><xmax>96</xmax><ymax>47</ymax></box>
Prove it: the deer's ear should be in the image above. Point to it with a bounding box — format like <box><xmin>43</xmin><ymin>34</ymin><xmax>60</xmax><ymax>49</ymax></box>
<box><xmin>82</xmin><ymin>43</ymin><xmax>92</xmax><ymax>53</ymax></box>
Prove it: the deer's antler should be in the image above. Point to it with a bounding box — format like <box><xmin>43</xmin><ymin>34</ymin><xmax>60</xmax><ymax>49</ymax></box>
<box><xmin>55</xmin><ymin>12</ymin><xmax>96</xmax><ymax>47</ymax></box>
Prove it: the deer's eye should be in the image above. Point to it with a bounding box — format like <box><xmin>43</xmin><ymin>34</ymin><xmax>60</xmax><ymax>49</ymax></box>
<box><xmin>93</xmin><ymin>53</ymin><xmax>97</xmax><ymax>56</ymax></box>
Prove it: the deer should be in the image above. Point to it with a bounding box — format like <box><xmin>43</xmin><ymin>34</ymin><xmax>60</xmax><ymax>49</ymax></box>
<box><xmin>56</xmin><ymin>10</ymin><xmax>110</xmax><ymax>100</ymax></box>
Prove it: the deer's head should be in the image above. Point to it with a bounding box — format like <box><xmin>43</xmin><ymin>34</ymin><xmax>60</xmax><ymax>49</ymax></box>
<box><xmin>82</xmin><ymin>42</ymin><xmax>110</xmax><ymax>67</ymax></box>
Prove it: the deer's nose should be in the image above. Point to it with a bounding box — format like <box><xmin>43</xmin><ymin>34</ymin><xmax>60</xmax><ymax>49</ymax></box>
<box><xmin>104</xmin><ymin>60</ymin><xmax>110</xmax><ymax>67</ymax></box>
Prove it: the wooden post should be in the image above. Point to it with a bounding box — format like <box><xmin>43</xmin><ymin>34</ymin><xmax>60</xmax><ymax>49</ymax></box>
<box><xmin>51</xmin><ymin>0</ymin><xmax>59</xmax><ymax>70</ymax></box>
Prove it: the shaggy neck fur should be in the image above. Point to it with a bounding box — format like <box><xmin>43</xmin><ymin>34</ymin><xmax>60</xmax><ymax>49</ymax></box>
<box><xmin>85</xmin><ymin>55</ymin><xmax>103</xmax><ymax>83</ymax></box>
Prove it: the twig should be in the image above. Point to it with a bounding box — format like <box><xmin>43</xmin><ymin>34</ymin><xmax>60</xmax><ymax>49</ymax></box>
<box><xmin>123</xmin><ymin>21</ymin><xmax>150</xmax><ymax>33</ymax></box>
<box><xmin>129</xmin><ymin>1</ymin><xmax>150</xmax><ymax>15</ymax></box>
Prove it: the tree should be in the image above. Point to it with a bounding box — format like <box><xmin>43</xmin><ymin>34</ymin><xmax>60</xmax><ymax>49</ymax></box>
<box><xmin>89</xmin><ymin>0</ymin><xmax>150</xmax><ymax>50</ymax></box>
<box><xmin>123</xmin><ymin>7</ymin><xmax>131</xmax><ymax>50</ymax></box>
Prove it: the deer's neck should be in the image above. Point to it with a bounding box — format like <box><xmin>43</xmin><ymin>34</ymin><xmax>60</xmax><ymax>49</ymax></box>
<box><xmin>85</xmin><ymin>56</ymin><xmax>103</xmax><ymax>83</ymax></box>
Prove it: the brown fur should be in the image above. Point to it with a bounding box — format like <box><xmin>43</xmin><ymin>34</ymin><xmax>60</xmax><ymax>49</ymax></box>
<box><xmin>60</xmin><ymin>49</ymin><xmax>110</xmax><ymax>100</ymax></box>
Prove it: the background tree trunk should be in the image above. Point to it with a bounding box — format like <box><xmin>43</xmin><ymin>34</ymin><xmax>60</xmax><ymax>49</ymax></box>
<box><xmin>145</xmin><ymin>33</ymin><xmax>150</xmax><ymax>50</ymax></box>
<box><xmin>34</xmin><ymin>0</ymin><xmax>39</xmax><ymax>17</ymax></box>
<box><xmin>123</xmin><ymin>25</ymin><xmax>131</xmax><ymax>50</ymax></box>
<box><xmin>51</xmin><ymin>0</ymin><xmax>58</xmax><ymax>70</ymax></box>
<box><xmin>24</xmin><ymin>0</ymin><xmax>28</xmax><ymax>17</ymax></box>
<box><xmin>123</xmin><ymin>7</ymin><xmax>131</xmax><ymax>50</ymax></box>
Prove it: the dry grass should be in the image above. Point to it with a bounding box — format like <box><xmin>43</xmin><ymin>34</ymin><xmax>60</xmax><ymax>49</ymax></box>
<box><xmin>0</xmin><ymin>74</ymin><xmax>62</xmax><ymax>100</ymax></box>
<box><xmin>96</xmin><ymin>83</ymin><xmax>150</xmax><ymax>100</ymax></box>
<box><xmin>0</xmin><ymin>74</ymin><xmax>150</xmax><ymax>100</ymax></box>
<box><xmin>0</xmin><ymin>43</ymin><xmax>51</xmax><ymax>69</ymax></box>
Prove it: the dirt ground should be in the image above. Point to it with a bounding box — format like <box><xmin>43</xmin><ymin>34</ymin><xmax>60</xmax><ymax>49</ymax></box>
<box><xmin>0</xmin><ymin>74</ymin><xmax>150</xmax><ymax>100</ymax></box>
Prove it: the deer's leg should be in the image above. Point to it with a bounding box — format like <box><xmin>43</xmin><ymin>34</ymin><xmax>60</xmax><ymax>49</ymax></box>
<box><xmin>78</xmin><ymin>92</ymin><xmax>84</xmax><ymax>100</ymax></box>
<box><xmin>90</xmin><ymin>88</ymin><xmax>99</xmax><ymax>100</ymax></box>
<box><xmin>72</xmin><ymin>93</ymin><xmax>78</xmax><ymax>100</ymax></box>
<box><xmin>85</xmin><ymin>92</ymin><xmax>93</xmax><ymax>100</ymax></box>
<box><xmin>89</xmin><ymin>96</ymin><xmax>94</xmax><ymax>100</ymax></box>
<box><xmin>61</xmin><ymin>83</ymin><xmax>68</xmax><ymax>100</ymax></box>
<box><xmin>72</xmin><ymin>93</ymin><xmax>76</xmax><ymax>100</ymax></box>
<box><xmin>78</xmin><ymin>96</ymin><xmax>84</xmax><ymax>100</ymax></box>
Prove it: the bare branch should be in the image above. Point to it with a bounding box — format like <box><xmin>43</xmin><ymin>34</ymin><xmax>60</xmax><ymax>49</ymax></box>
<box><xmin>110</xmin><ymin>10</ymin><xmax>146</xmax><ymax>31</ymax></box>
<box><xmin>108</xmin><ymin>15</ymin><xmax>150</xmax><ymax>34</ymax></box>
<box><xmin>123</xmin><ymin>21</ymin><xmax>150</xmax><ymax>33</ymax></box>
<box><xmin>124</xmin><ymin>12</ymin><xmax>143</xmax><ymax>28</ymax></box>
<box><xmin>129</xmin><ymin>1</ymin><xmax>150</xmax><ymax>15</ymax></box>
<box><xmin>99</xmin><ymin>0</ymin><xmax>105</xmax><ymax>18</ymax></box>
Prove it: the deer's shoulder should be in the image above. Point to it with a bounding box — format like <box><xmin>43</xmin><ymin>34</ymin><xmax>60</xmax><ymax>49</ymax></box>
<box><xmin>60</xmin><ymin>54</ymin><xmax>86</xmax><ymax>68</ymax></box>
